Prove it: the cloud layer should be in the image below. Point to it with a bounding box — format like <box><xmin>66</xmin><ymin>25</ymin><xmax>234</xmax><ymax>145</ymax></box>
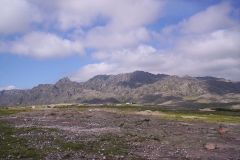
<box><xmin>9</xmin><ymin>32</ymin><xmax>83</xmax><ymax>58</ymax></box>
<box><xmin>71</xmin><ymin>2</ymin><xmax>240</xmax><ymax>81</ymax></box>
<box><xmin>1</xmin><ymin>0</ymin><xmax>164</xmax><ymax>56</ymax></box>
<box><xmin>0</xmin><ymin>0</ymin><xmax>239</xmax><ymax>81</ymax></box>
<box><xmin>0</xmin><ymin>0</ymin><xmax>40</xmax><ymax>34</ymax></box>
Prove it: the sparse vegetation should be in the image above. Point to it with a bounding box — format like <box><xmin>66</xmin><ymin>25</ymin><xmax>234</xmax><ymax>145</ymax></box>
<box><xmin>0</xmin><ymin>120</ymin><xmax>130</xmax><ymax>159</ymax></box>
<box><xmin>0</xmin><ymin>108</ymin><xmax>30</xmax><ymax>116</ymax></box>
<box><xmin>70</xmin><ymin>104</ymin><xmax>240</xmax><ymax>123</ymax></box>
<box><xmin>0</xmin><ymin>104</ymin><xmax>240</xmax><ymax>159</ymax></box>
<box><xmin>0</xmin><ymin>122</ymin><xmax>43</xmax><ymax>159</ymax></box>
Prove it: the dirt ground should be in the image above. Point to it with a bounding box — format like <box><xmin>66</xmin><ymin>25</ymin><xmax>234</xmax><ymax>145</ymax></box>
<box><xmin>1</xmin><ymin>107</ymin><xmax>240</xmax><ymax>160</ymax></box>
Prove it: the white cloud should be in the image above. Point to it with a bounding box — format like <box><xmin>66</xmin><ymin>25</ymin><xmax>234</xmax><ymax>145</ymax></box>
<box><xmin>180</xmin><ymin>2</ymin><xmax>237</xmax><ymax>34</ymax></box>
<box><xmin>71</xmin><ymin>63</ymin><xmax>118</xmax><ymax>82</ymax></box>
<box><xmin>48</xmin><ymin>0</ymin><xmax>164</xmax><ymax>50</ymax></box>
<box><xmin>177</xmin><ymin>29</ymin><xmax>240</xmax><ymax>59</ymax></box>
<box><xmin>8</xmin><ymin>32</ymin><xmax>83</xmax><ymax>58</ymax></box>
<box><xmin>71</xmin><ymin>32</ymin><xmax>240</xmax><ymax>82</ymax></box>
<box><xmin>84</xmin><ymin>27</ymin><xmax>150</xmax><ymax>49</ymax></box>
<box><xmin>42</xmin><ymin>0</ymin><xmax>164</xmax><ymax>31</ymax></box>
<box><xmin>161</xmin><ymin>2</ymin><xmax>238</xmax><ymax>36</ymax></box>
<box><xmin>0</xmin><ymin>85</ymin><xmax>16</xmax><ymax>91</ymax></box>
<box><xmin>1</xmin><ymin>0</ymin><xmax>240</xmax><ymax>81</ymax></box>
<box><xmin>0</xmin><ymin>0</ymin><xmax>165</xmax><ymax>57</ymax></box>
<box><xmin>71</xmin><ymin>18</ymin><xmax>240</xmax><ymax>82</ymax></box>
<box><xmin>0</xmin><ymin>0</ymin><xmax>41</xmax><ymax>34</ymax></box>
<box><xmin>71</xmin><ymin>45</ymin><xmax>161</xmax><ymax>81</ymax></box>
<box><xmin>71</xmin><ymin>45</ymin><xmax>173</xmax><ymax>81</ymax></box>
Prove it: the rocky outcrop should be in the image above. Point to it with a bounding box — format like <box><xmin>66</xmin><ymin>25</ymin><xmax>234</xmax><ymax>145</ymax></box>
<box><xmin>0</xmin><ymin>71</ymin><xmax>239</xmax><ymax>106</ymax></box>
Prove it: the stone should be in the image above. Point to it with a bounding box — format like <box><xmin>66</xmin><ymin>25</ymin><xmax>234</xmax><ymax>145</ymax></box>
<box><xmin>204</xmin><ymin>143</ymin><xmax>216</xmax><ymax>150</ymax></box>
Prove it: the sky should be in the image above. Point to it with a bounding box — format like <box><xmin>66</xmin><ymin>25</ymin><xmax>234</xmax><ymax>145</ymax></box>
<box><xmin>0</xmin><ymin>0</ymin><xmax>240</xmax><ymax>90</ymax></box>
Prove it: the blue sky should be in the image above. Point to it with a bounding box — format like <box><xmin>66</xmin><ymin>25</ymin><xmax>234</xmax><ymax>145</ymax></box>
<box><xmin>0</xmin><ymin>0</ymin><xmax>240</xmax><ymax>90</ymax></box>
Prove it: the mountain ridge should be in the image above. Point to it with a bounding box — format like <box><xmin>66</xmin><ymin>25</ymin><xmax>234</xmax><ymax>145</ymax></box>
<box><xmin>0</xmin><ymin>71</ymin><xmax>240</xmax><ymax>106</ymax></box>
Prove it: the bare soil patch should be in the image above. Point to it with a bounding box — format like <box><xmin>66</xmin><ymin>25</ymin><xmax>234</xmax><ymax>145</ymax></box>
<box><xmin>1</xmin><ymin>107</ymin><xmax>240</xmax><ymax>159</ymax></box>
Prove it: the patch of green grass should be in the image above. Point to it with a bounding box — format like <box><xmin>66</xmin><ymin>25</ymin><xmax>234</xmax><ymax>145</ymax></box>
<box><xmin>77</xmin><ymin>104</ymin><xmax>240</xmax><ymax>123</ymax></box>
<box><xmin>55</xmin><ymin>139</ymin><xmax>85</xmax><ymax>151</ymax></box>
<box><xmin>0</xmin><ymin>121</ymin><xmax>43</xmax><ymax>159</ymax></box>
<box><xmin>62</xmin><ymin>142</ymin><xmax>84</xmax><ymax>151</ymax></box>
<box><xmin>0</xmin><ymin>116</ymin><xmax>129</xmax><ymax>159</ymax></box>
<box><xmin>55</xmin><ymin>134</ymin><xmax>129</xmax><ymax>157</ymax></box>
<box><xmin>72</xmin><ymin>104</ymin><xmax>240</xmax><ymax>123</ymax></box>
<box><xmin>0</xmin><ymin>120</ymin><xmax>65</xmax><ymax>159</ymax></box>
<box><xmin>214</xmin><ymin>107</ymin><xmax>240</xmax><ymax>112</ymax></box>
<box><xmin>159</xmin><ymin>110</ymin><xmax>240</xmax><ymax>123</ymax></box>
<box><xmin>97</xmin><ymin>134</ymin><xmax>129</xmax><ymax>156</ymax></box>
<box><xmin>0</xmin><ymin>108</ymin><xmax>30</xmax><ymax>116</ymax></box>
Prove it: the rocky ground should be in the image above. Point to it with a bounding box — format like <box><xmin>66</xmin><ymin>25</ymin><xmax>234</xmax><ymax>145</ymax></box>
<box><xmin>0</xmin><ymin>106</ymin><xmax>240</xmax><ymax>160</ymax></box>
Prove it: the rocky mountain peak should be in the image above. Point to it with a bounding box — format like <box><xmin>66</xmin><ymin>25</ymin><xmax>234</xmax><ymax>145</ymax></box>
<box><xmin>56</xmin><ymin>77</ymin><xmax>72</xmax><ymax>84</ymax></box>
<box><xmin>130</xmin><ymin>70</ymin><xmax>154</xmax><ymax>79</ymax></box>
<box><xmin>88</xmin><ymin>75</ymin><xmax>110</xmax><ymax>82</ymax></box>
<box><xmin>0</xmin><ymin>71</ymin><xmax>240</xmax><ymax>106</ymax></box>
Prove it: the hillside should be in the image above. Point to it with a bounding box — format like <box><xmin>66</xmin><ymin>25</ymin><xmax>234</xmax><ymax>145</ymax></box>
<box><xmin>0</xmin><ymin>71</ymin><xmax>240</xmax><ymax>106</ymax></box>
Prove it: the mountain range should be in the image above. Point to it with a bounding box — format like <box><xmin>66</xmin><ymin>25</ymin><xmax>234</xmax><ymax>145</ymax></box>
<box><xmin>1</xmin><ymin>71</ymin><xmax>240</xmax><ymax>106</ymax></box>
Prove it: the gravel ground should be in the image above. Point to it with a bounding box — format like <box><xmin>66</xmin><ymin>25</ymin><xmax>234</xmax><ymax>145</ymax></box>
<box><xmin>1</xmin><ymin>108</ymin><xmax>240</xmax><ymax>160</ymax></box>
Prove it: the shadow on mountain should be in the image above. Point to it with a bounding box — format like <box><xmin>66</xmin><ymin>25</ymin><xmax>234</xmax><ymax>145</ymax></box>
<box><xmin>82</xmin><ymin>98</ymin><xmax>120</xmax><ymax>104</ymax></box>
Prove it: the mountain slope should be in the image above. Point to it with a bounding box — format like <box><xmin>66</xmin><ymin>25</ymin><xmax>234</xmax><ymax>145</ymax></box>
<box><xmin>0</xmin><ymin>71</ymin><xmax>240</xmax><ymax>106</ymax></box>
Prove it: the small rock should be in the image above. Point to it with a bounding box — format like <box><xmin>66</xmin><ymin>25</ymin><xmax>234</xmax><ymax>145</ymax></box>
<box><xmin>119</xmin><ymin>122</ymin><xmax>124</xmax><ymax>127</ymax></box>
<box><xmin>218</xmin><ymin>126</ymin><xmax>228</xmax><ymax>135</ymax></box>
<box><xmin>143</xmin><ymin>118</ymin><xmax>150</xmax><ymax>122</ymax></box>
<box><xmin>204</xmin><ymin>143</ymin><xmax>216</xmax><ymax>150</ymax></box>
